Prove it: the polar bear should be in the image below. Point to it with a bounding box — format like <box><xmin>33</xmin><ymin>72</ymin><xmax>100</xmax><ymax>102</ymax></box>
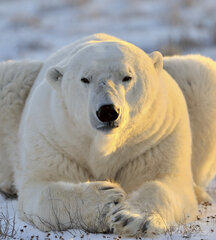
<box><xmin>0</xmin><ymin>34</ymin><xmax>216</xmax><ymax>237</ymax></box>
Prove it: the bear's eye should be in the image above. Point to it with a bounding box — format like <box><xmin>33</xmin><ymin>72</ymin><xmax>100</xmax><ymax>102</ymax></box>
<box><xmin>81</xmin><ymin>77</ymin><xmax>90</xmax><ymax>84</ymax></box>
<box><xmin>122</xmin><ymin>76</ymin><xmax>132</xmax><ymax>82</ymax></box>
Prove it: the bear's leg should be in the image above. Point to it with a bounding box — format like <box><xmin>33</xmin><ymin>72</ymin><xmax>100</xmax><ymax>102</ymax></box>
<box><xmin>18</xmin><ymin>181</ymin><xmax>125</xmax><ymax>232</ymax></box>
<box><xmin>0</xmin><ymin>159</ymin><xmax>15</xmax><ymax>199</ymax></box>
<box><xmin>109</xmin><ymin>121</ymin><xmax>198</xmax><ymax>237</ymax></box>
<box><xmin>0</xmin><ymin>136</ymin><xmax>17</xmax><ymax>199</ymax></box>
<box><xmin>109</xmin><ymin>177</ymin><xmax>197</xmax><ymax>238</ymax></box>
<box><xmin>17</xmin><ymin>134</ymin><xmax>125</xmax><ymax>232</ymax></box>
<box><xmin>192</xmin><ymin>149</ymin><xmax>216</xmax><ymax>188</ymax></box>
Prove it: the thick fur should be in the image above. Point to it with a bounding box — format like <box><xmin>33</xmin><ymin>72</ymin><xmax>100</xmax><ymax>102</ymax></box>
<box><xmin>164</xmin><ymin>55</ymin><xmax>216</xmax><ymax>190</ymax></box>
<box><xmin>0</xmin><ymin>60</ymin><xmax>42</xmax><ymax>196</ymax></box>
<box><xmin>0</xmin><ymin>34</ymin><xmax>215</xmax><ymax>237</ymax></box>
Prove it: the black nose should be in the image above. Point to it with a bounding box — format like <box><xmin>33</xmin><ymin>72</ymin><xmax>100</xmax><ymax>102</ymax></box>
<box><xmin>96</xmin><ymin>104</ymin><xmax>120</xmax><ymax>122</ymax></box>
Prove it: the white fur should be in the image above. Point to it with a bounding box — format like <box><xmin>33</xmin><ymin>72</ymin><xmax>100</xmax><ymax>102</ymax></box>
<box><xmin>0</xmin><ymin>34</ymin><xmax>215</xmax><ymax>237</ymax></box>
<box><xmin>0</xmin><ymin>60</ymin><xmax>42</xmax><ymax>195</ymax></box>
<box><xmin>164</xmin><ymin>55</ymin><xmax>216</xmax><ymax>189</ymax></box>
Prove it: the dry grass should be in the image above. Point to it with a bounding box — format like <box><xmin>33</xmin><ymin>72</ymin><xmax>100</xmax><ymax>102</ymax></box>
<box><xmin>10</xmin><ymin>15</ymin><xmax>41</xmax><ymax>29</ymax></box>
<box><xmin>64</xmin><ymin>0</ymin><xmax>89</xmax><ymax>7</ymax></box>
<box><xmin>0</xmin><ymin>193</ymin><xmax>215</xmax><ymax>239</ymax></box>
<box><xmin>175</xmin><ymin>222</ymin><xmax>202</xmax><ymax>239</ymax></box>
<box><xmin>21</xmin><ymin>203</ymin><xmax>210</xmax><ymax>240</ymax></box>
<box><xmin>181</xmin><ymin>0</ymin><xmax>195</xmax><ymax>8</ymax></box>
<box><xmin>22</xmin><ymin>194</ymin><xmax>111</xmax><ymax>236</ymax></box>
<box><xmin>178</xmin><ymin>36</ymin><xmax>201</xmax><ymax>50</ymax></box>
<box><xmin>160</xmin><ymin>34</ymin><xmax>203</xmax><ymax>57</ymax></box>
<box><xmin>211</xmin><ymin>26</ymin><xmax>216</xmax><ymax>45</ymax></box>
<box><xmin>160</xmin><ymin>39</ymin><xmax>181</xmax><ymax>56</ymax></box>
<box><xmin>0</xmin><ymin>204</ymin><xmax>17</xmax><ymax>239</ymax></box>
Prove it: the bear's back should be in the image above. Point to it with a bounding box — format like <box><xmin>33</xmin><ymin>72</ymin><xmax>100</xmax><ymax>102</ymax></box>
<box><xmin>164</xmin><ymin>54</ymin><xmax>216</xmax><ymax>187</ymax></box>
<box><xmin>0</xmin><ymin>60</ymin><xmax>42</xmax><ymax>122</ymax></box>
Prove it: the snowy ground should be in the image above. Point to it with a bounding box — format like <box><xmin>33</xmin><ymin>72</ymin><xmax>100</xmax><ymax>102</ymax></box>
<box><xmin>1</xmin><ymin>187</ymin><xmax>216</xmax><ymax>240</ymax></box>
<box><xmin>1</xmin><ymin>0</ymin><xmax>216</xmax><ymax>239</ymax></box>
<box><xmin>1</xmin><ymin>0</ymin><xmax>216</xmax><ymax>61</ymax></box>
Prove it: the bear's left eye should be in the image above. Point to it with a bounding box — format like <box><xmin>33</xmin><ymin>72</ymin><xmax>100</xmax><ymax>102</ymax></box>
<box><xmin>81</xmin><ymin>77</ymin><xmax>90</xmax><ymax>84</ymax></box>
<box><xmin>122</xmin><ymin>76</ymin><xmax>132</xmax><ymax>82</ymax></box>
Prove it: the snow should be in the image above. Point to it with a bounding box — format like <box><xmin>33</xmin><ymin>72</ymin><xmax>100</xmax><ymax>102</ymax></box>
<box><xmin>0</xmin><ymin>0</ymin><xmax>216</xmax><ymax>61</ymax></box>
<box><xmin>1</xmin><ymin>188</ymin><xmax>216</xmax><ymax>240</ymax></box>
<box><xmin>1</xmin><ymin>0</ymin><xmax>216</xmax><ymax>239</ymax></box>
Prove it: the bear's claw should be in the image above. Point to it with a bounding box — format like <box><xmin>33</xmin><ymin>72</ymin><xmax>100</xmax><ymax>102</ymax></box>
<box><xmin>108</xmin><ymin>207</ymin><xmax>166</xmax><ymax>237</ymax></box>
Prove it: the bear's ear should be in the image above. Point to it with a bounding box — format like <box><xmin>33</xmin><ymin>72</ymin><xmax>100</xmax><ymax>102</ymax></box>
<box><xmin>46</xmin><ymin>66</ymin><xmax>64</xmax><ymax>91</ymax></box>
<box><xmin>149</xmin><ymin>51</ymin><xmax>163</xmax><ymax>72</ymax></box>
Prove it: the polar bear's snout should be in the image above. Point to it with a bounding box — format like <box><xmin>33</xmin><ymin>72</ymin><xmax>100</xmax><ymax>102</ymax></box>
<box><xmin>96</xmin><ymin>104</ymin><xmax>120</xmax><ymax>123</ymax></box>
<box><xmin>94</xmin><ymin>104</ymin><xmax>120</xmax><ymax>131</ymax></box>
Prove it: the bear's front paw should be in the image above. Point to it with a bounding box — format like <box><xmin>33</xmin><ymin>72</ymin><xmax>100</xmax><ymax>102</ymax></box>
<box><xmin>108</xmin><ymin>208</ymin><xmax>146</xmax><ymax>237</ymax></box>
<box><xmin>87</xmin><ymin>181</ymin><xmax>126</xmax><ymax>207</ymax></box>
<box><xmin>81</xmin><ymin>181</ymin><xmax>126</xmax><ymax>232</ymax></box>
<box><xmin>108</xmin><ymin>207</ymin><xmax>167</xmax><ymax>237</ymax></box>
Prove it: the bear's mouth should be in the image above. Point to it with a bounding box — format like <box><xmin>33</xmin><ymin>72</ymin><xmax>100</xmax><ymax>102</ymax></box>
<box><xmin>96</xmin><ymin>121</ymin><xmax>119</xmax><ymax>132</ymax></box>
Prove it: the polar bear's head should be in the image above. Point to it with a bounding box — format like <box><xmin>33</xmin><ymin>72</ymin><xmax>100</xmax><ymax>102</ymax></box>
<box><xmin>46</xmin><ymin>40</ymin><xmax>163</xmax><ymax>141</ymax></box>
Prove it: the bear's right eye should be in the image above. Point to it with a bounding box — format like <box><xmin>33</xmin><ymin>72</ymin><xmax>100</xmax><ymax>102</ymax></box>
<box><xmin>81</xmin><ymin>78</ymin><xmax>90</xmax><ymax>84</ymax></box>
